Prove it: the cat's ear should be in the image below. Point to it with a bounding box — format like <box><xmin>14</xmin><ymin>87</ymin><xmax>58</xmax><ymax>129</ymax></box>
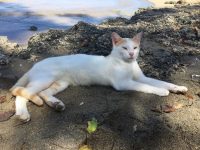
<box><xmin>111</xmin><ymin>32</ymin><xmax>123</xmax><ymax>45</ymax></box>
<box><xmin>132</xmin><ymin>32</ymin><xmax>143</xmax><ymax>44</ymax></box>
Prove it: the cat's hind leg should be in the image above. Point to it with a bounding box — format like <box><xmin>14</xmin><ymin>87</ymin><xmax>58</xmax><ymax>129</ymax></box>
<box><xmin>11</xmin><ymin>78</ymin><xmax>55</xmax><ymax>106</ymax></box>
<box><xmin>39</xmin><ymin>81</ymin><xmax>68</xmax><ymax>111</ymax></box>
<box><xmin>13</xmin><ymin>79</ymin><xmax>55</xmax><ymax>121</ymax></box>
<box><xmin>15</xmin><ymin>96</ymin><xmax>30</xmax><ymax>122</ymax></box>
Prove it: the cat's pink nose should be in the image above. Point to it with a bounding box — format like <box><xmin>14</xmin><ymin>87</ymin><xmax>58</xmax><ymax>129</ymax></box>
<box><xmin>129</xmin><ymin>52</ymin><xmax>134</xmax><ymax>57</ymax></box>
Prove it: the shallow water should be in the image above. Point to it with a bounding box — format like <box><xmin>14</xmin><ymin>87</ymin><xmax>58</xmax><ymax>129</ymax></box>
<box><xmin>0</xmin><ymin>0</ymin><xmax>152</xmax><ymax>44</ymax></box>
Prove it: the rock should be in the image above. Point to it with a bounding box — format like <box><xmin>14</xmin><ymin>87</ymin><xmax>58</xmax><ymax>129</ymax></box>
<box><xmin>0</xmin><ymin>36</ymin><xmax>23</xmax><ymax>56</ymax></box>
<box><xmin>194</xmin><ymin>27</ymin><xmax>200</xmax><ymax>38</ymax></box>
<box><xmin>0</xmin><ymin>54</ymin><xmax>9</xmax><ymax>65</ymax></box>
<box><xmin>0</xmin><ymin>36</ymin><xmax>18</xmax><ymax>49</ymax></box>
<box><xmin>29</xmin><ymin>26</ymin><xmax>38</xmax><ymax>31</ymax></box>
<box><xmin>0</xmin><ymin>36</ymin><xmax>8</xmax><ymax>44</ymax></box>
<box><xmin>164</xmin><ymin>1</ymin><xmax>177</xmax><ymax>4</ymax></box>
<box><xmin>101</xmin><ymin>17</ymin><xmax>130</xmax><ymax>26</ymax></box>
<box><xmin>176</xmin><ymin>0</ymin><xmax>186</xmax><ymax>4</ymax></box>
<box><xmin>140</xmin><ymin>51</ymin><xmax>145</xmax><ymax>57</ymax></box>
<box><xmin>197</xmin><ymin>92</ymin><xmax>200</xmax><ymax>97</ymax></box>
<box><xmin>0</xmin><ymin>4</ymin><xmax>198</xmax><ymax>79</ymax></box>
<box><xmin>0</xmin><ymin>110</ymin><xmax>15</xmax><ymax>122</ymax></box>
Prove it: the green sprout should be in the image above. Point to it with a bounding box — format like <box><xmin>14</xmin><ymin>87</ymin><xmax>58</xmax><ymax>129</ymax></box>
<box><xmin>87</xmin><ymin>118</ymin><xmax>98</xmax><ymax>134</ymax></box>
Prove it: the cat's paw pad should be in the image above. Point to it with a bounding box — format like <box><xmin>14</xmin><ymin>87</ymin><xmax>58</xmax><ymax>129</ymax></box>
<box><xmin>157</xmin><ymin>89</ymin><xmax>169</xmax><ymax>96</ymax></box>
<box><xmin>170</xmin><ymin>86</ymin><xmax>188</xmax><ymax>94</ymax></box>
<box><xmin>53</xmin><ymin>101</ymin><xmax>65</xmax><ymax>111</ymax></box>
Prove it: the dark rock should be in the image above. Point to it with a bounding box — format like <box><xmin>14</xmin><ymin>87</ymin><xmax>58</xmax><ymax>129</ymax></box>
<box><xmin>176</xmin><ymin>0</ymin><xmax>186</xmax><ymax>4</ymax></box>
<box><xmin>101</xmin><ymin>17</ymin><xmax>130</xmax><ymax>26</ymax></box>
<box><xmin>0</xmin><ymin>54</ymin><xmax>9</xmax><ymax>65</ymax></box>
<box><xmin>29</xmin><ymin>26</ymin><xmax>38</xmax><ymax>31</ymax></box>
<box><xmin>24</xmin><ymin>5</ymin><xmax>200</xmax><ymax>60</ymax></box>
<box><xmin>197</xmin><ymin>92</ymin><xmax>200</xmax><ymax>98</ymax></box>
<box><xmin>164</xmin><ymin>1</ymin><xmax>177</xmax><ymax>4</ymax></box>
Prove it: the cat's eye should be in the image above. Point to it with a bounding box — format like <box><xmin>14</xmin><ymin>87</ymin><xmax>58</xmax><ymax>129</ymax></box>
<box><xmin>122</xmin><ymin>46</ymin><xmax>128</xmax><ymax>50</ymax></box>
<box><xmin>134</xmin><ymin>47</ymin><xmax>137</xmax><ymax>49</ymax></box>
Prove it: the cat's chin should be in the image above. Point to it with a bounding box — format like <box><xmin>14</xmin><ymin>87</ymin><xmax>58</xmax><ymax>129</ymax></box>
<box><xmin>125</xmin><ymin>58</ymin><xmax>135</xmax><ymax>63</ymax></box>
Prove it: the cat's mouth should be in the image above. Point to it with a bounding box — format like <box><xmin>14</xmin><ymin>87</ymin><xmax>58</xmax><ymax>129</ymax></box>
<box><xmin>126</xmin><ymin>57</ymin><xmax>135</xmax><ymax>62</ymax></box>
<box><xmin>128</xmin><ymin>56</ymin><xmax>134</xmax><ymax>60</ymax></box>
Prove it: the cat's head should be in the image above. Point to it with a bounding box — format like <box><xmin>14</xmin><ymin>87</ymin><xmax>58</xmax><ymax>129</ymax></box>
<box><xmin>111</xmin><ymin>32</ymin><xmax>143</xmax><ymax>62</ymax></box>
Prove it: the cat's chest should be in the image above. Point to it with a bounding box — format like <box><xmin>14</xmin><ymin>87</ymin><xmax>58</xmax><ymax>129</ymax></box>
<box><xmin>112</xmin><ymin>63</ymin><xmax>133</xmax><ymax>79</ymax></box>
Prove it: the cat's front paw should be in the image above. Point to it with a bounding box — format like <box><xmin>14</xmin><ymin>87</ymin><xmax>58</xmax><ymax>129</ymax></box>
<box><xmin>170</xmin><ymin>86</ymin><xmax>188</xmax><ymax>94</ymax></box>
<box><xmin>156</xmin><ymin>89</ymin><xmax>169</xmax><ymax>97</ymax></box>
<box><xmin>53</xmin><ymin>101</ymin><xmax>65</xmax><ymax>111</ymax></box>
<box><xmin>46</xmin><ymin>100</ymin><xmax>65</xmax><ymax>111</ymax></box>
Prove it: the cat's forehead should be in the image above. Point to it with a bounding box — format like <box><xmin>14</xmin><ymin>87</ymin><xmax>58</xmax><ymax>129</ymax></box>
<box><xmin>121</xmin><ymin>38</ymin><xmax>138</xmax><ymax>47</ymax></box>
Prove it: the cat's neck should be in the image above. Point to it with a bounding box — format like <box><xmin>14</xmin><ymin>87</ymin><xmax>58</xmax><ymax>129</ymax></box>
<box><xmin>109</xmin><ymin>48</ymin><xmax>120</xmax><ymax>59</ymax></box>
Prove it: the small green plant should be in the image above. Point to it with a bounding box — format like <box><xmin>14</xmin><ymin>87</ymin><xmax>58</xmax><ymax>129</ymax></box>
<box><xmin>79</xmin><ymin>145</ymin><xmax>92</xmax><ymax>150</ymax></box>
<box><xmin>87</xmin><ymin>118</ymin><xmax>98</xmax><ymax>134</ymax></box>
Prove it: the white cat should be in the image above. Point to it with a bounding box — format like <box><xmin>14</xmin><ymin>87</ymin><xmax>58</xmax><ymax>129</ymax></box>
<box><xmin>10</xmin><ymin>32</ymin><xmax>188</xmax><ymax>121</ymax></box>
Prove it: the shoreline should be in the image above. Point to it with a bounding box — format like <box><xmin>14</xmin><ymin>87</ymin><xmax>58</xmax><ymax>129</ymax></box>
<box><xmin>148</xmin><ymin>0</ymin><xmax>200</xmax><ymax>8</ymax></box>
<box><xmin>0</xmin><ymin>0</ymin><xmax>151</xmax><ymax>44</ymax></box>
<box><xmin>0</xmin><ymin>0</ymin><xmax>199</xmax><ymax>45</ymax></box>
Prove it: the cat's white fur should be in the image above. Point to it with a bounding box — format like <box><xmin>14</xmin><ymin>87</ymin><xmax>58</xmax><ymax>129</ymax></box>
<box><xmin>11</xmin><ymin>32</ymin><xmax>188</xmax><ymax>121</ymax></box>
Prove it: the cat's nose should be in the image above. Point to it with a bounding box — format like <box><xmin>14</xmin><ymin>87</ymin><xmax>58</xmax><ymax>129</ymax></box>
<box><xmin>129</xmin><ymin>52</ymin><xmax>134</xmax><ymax>57</ymax></box>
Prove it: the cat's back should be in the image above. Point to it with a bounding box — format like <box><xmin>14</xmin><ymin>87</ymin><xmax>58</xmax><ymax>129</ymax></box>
<box><xmin>47</xmin><ymin>54</ymin><xmax>104</xmax><ymax>64</ymax></box>
<box><xmin>32</xmin><ymin>54</ymin><xmax>106</xmax><ymax>70</ymax></box>
<box><xmin>30</xmin><ymin>54</ymin><xmax>110</xmax><ymax>85</ymax></box>
<box><xmin>62</xmin><ymin>54</ymin><xmax>105</xmax><ymax>65</ymax></box>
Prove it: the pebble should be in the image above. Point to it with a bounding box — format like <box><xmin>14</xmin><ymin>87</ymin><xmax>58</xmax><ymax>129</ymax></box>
<box><xmin>29</xmin><ymin>26</ymin><xmax>38</xmax><ymax>31</ymax></box>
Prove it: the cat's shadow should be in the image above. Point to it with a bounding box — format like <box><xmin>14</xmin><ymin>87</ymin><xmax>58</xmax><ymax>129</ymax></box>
<box><xmin>22</xmin><ymin>85</ymin><xmax>172</xmax><ymax>149</ymax></box>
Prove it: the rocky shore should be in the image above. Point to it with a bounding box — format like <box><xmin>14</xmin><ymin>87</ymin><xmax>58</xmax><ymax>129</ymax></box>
<box><xmin>0</xmin><ymin>4</ymin><xmax>200</xmax><ymax>150</ymax></box>
<box><xmin>1</xmin><ymin>4</ymin><xmax>199</xmax><ymax>77</ymax></box>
